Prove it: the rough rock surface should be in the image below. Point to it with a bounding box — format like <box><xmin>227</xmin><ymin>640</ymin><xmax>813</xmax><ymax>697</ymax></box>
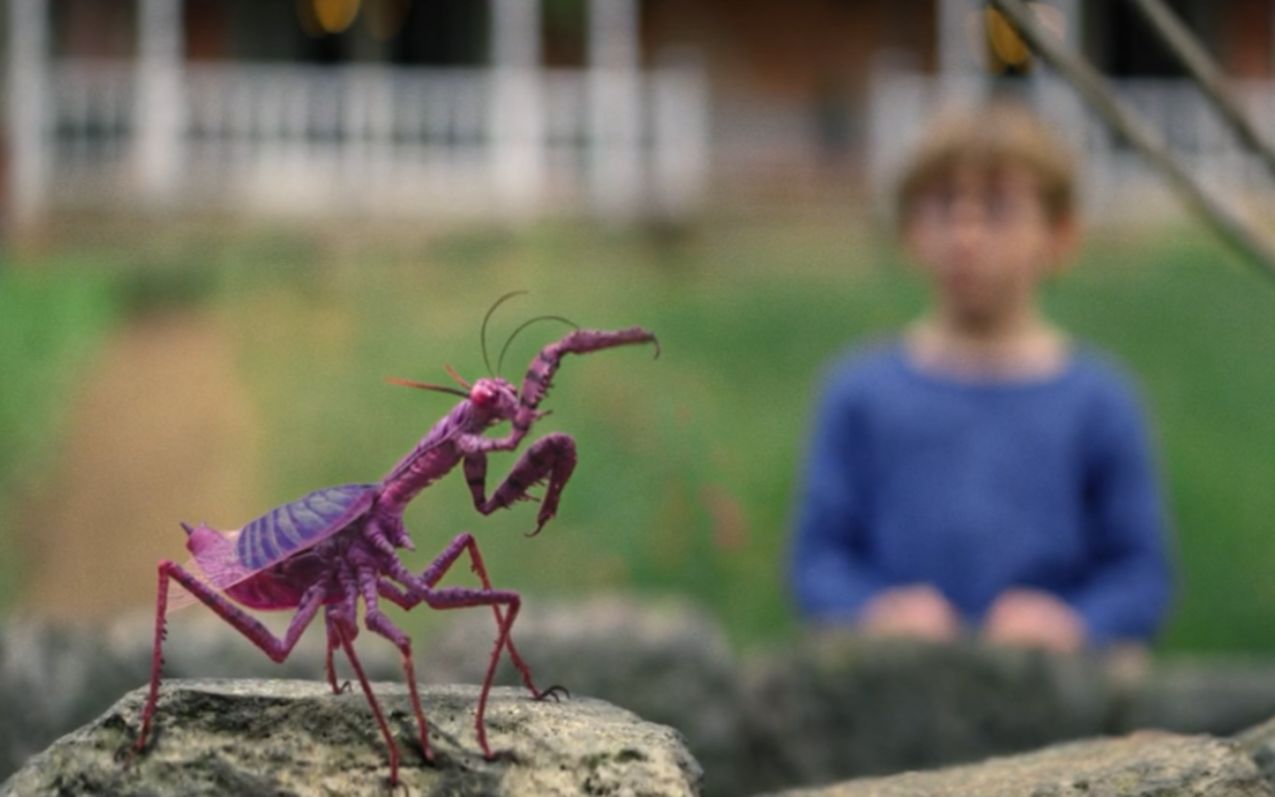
<box><xmin>0</xmin><ymin>678</ymin><xmax>703</xmax><ymax>797</ymax></box>
<box><xmin>0</xmin><ymin>612</ymin><xmax>401</xmax><ymax>778</ymax></box>
<box><xmin>775</xmin><ymin>733</ymin><xmax>1275</xmax><ymax>797</ymax></box>
<box><xmin>422</xmin><ymin>595</ymin><xmax>747</xmax><ymax>796</ymax></box>
<box><xmin>741</xmin><ymin>635</ymin><xmax>1114</xmax><ymax>791</ymax></box>
<box><xmin>1235</xmin><ymin>715</ymin><xmax>1275</xmax><ymax>787</ymax></box>
<box><xmin>14</xmin><ymin>601</ymin><xmax>1275</xmax><ymax>794</ymax></box>
<box><xmin>0</xmin><ymin>617</ymin><xmax>145</xmax><ymax>779</ymax></box>
<box><xmin>1126</xmin><ymin>659</ymin><xmax>1275</xmax><ymax>735</ymax></box>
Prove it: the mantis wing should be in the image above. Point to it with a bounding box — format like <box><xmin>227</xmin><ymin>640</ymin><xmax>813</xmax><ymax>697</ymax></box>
<box><xmin>170</xmin><ymin>484</ymin><xmax>377</xmax><ymax>609</ymax></box>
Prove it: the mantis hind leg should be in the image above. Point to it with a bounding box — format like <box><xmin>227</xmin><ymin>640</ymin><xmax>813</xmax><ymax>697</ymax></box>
<box><xmin>133</xmin><ymin>561</ymin><xmax>324</xmax><ymax>755</ymax></box>
<box><xmin>330</xmin><ymin>620</ymin><xmax>405</xmax><ymax>787</ymax></box>
<box><xmin>323</xmin><ymin>613</ymin><xmax>352</xmax><ymax>695</ymax></box>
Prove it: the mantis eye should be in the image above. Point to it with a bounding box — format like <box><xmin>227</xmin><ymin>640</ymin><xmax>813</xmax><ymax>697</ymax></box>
<box><xmin>471</xmin><ymin>384</ymin><xmax>496</xmax><ymax>406</ymax></box>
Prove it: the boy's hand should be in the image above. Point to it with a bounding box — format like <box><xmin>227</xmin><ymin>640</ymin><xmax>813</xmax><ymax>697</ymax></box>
<box><xmin>983</xmin><ymin>589</ymin><xmax>1086</xmax><ymax>652</ymax></box>
<box><xmin>859</xmin><ymin>584</ymin><xmax>961</xmax><ymax>641</ymax></box>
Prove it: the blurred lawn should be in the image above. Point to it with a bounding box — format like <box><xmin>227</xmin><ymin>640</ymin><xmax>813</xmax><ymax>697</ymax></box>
<box><xmin>3</xmin><ymin>220</ymin><xmax>1275</xmax><ymax>653</ymax></box>
<box><xmin>0</xmin><ymin>260</ymin><xmax>118</xmax><ymax>606</ymax></box>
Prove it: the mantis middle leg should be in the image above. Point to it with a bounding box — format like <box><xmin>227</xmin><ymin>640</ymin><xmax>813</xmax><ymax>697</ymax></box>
<box><xmin>381</xmin><ymin>560</ymin><xmax>526</xmax><ymax>758</ymax></box>
<box><xmin>378</xmin><ymin>531</ymin><xmax>564</xmax><ymax>701</ymax></box>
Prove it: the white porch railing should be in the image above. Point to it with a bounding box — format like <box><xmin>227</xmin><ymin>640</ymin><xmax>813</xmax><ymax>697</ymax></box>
<box><xmin>42</xmin><ymin>60</ymin><xmax>709</xmax><ymax>220</ymax></box>
<box><xmin>868</xmin><ymin>69</ymin><xmax>1275</xmax><ymax>222</ymax></box>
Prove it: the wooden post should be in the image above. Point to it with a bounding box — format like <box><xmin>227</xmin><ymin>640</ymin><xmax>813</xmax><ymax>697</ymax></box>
<box><xmin>588</xmin><ymin>0</ymin><xmax>643</xmax><ymax>221</ymax></box>
<box><xmin>6</xmin><ymin>0</ymin><xmax>49</xmax><ymax>231</ymax></box>
<box><xmin>988</xmin><ymin>0</ymin><xmax>1275</xmax><ymax>285</ymax></box>
<box><xmin>135</xmin><ymin>0</ymin><xmax>185</xmax><ymax>206</ymax></box>
<box><xmin>938</xmin><ymin>0</ymin><xmax>988</xmax><ymax>102</ymax></box>
<box><xmin>651</xmin><ymin>56</ymin><xmax>707</xmax><ymax>220</ymax></box>
<box><xmin>1028</xmin><ymin>2</ymin><xmax>1085</xmax><ymax>141</ymax></box>
<box><xmin>490</xmin><ymin>0</ymin><xmax>545</xmax><ymax>219</ymax></box>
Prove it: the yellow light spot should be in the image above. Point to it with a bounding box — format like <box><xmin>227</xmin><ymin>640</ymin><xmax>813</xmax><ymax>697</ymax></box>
<box><xmin>967</xmin><ymin>3</ymin><xmax>1068</xmax><ymax>75</ymax></box>
<box><xmin>986</xmin><ymin>7</ymin><xmax>1031</xmax><ymax>70</ymax></box>
<box><xmin>312</xmin><ymin>0</ymin><xmax>362</xmax><ymax>34</ymax></box>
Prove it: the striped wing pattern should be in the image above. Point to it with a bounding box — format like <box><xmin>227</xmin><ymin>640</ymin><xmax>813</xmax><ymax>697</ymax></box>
<box><xmin>235</xmin><ymin>483</ymin><xmax>377</xmax><ymax>571</ymax></box>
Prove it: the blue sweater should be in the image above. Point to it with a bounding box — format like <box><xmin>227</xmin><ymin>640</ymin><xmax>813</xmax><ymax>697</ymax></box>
<box><xmin>790</xmin><ymin>342</ymin><xmax>1173</xmax><ymax>644</ymax></box>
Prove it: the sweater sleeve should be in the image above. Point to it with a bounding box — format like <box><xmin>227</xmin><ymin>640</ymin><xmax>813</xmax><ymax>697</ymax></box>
<box><xmin>1068</xmin><ymin>374</ymin><xmax>1174</xmax><ymax>644</ymax></box>
<box><xmin>789</xmin><ymin>369</ymin><xmax>889</xmax><ymax>622</ymax></box>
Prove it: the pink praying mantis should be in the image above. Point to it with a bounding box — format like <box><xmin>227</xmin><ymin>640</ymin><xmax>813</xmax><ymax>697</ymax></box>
<box><xmin>129</xmin><ymin>293</ymin><xmax>658</xmax><ymax>786</ymax></box>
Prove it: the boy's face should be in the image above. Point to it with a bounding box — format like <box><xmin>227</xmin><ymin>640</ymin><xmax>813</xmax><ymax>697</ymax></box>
<box><xmin>903</xmin><ymin>162</ymin><xmax>1075</xmax><ymax>328</ymax></box>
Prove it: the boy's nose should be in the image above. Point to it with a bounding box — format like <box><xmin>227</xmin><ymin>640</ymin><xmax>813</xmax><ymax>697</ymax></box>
<box><xmin>949</xmin><ymin>212</ymin><xmax>987</xmax><ymax>253</ymax></box>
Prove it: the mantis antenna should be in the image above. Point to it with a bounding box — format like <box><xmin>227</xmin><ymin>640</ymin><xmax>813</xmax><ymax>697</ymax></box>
<box><xmin>497</xmin><ymin>315</ymin><xmax>581</xmax><ymax>375</ymax></box>
<box><xmin>481</xmin><ymin>290</ymin><xmax>528</xmax><ymax>376</ymax></box>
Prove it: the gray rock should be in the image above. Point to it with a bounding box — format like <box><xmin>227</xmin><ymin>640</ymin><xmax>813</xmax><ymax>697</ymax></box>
<box><xmin>421</xmin><ymin>595</ymin><xmax>747</xmax><ymax>797</ymax></box>
<box><xmin>739</xmin><ymin>635</ymin><xmax>1115</xmax><ymax>793</ymax></box>
<box><xmin>1233</xmin><ymin>715</ymin><xmax>1275</xmax><ymax>787</ymax></box>
<box><xmin>1128</xmin><ymin>659</ymin><xmax>1275</xmax><ymax>735</ymax></box>
<box><xmin>773</xmin><ymin>733</ymin><xmax>1275</xmax><ymax>797</ymax></box>
<box><xmin>0</xmin><ymin>617</ymin><xmax>141</xmax><ymax>779</ymax></box>
<box><xmin>16</xmin><ymin>601</ymin><xmax>1275</xmax><ymax>795</ymax></box>
<box><xmin>0</xmin><ymin>612</ymin><xmax>400</xmax><ymax>779</ymax></box>
<box><xmin>1</xmin><ymin>678</ymin><xmax>704</xmax><ymax>797</ymax></box>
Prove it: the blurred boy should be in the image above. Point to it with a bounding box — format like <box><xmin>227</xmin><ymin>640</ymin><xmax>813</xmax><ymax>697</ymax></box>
<box><xmin>790</xmin><ymin>102</ymin><xmax>1172</xmax><ymax>652</ymax></box>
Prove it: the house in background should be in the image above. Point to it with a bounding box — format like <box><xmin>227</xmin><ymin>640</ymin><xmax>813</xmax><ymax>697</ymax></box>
<box><xmin>868</xmin><ymin>0</ymin><xmax>1275</xmax><ymax>219</ymax></box>
<box><xmin>7</xmin><ymin>0</ymin><xmax>708</xmax><ymax>226</ymax></box>
<box><xmin>647</xmin><ymin>0</ymin><xmax>1275</xmax><ymax>215</ymax></box>
<box><xmin>6</xmin><ymin>0</ymin><xmax>1275</xmax><ymax>227</ymax></box>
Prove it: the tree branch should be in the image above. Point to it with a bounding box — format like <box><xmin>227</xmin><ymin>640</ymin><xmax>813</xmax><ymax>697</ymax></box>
<box><xmin>1125</xmin><ymin>0</ymin><xmax>1275</xmax><ymax>180</ymax></box>
<box><xmin>986</xmin><ymin>0</ymin><xmax>1275</xmax><ymax>284</ymax></box>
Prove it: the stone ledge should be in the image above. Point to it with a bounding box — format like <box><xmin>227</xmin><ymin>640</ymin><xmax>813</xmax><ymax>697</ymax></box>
<box><xmin>770</xmin><ymin>733</ymin><xmax>1274</xmax><ymax>797</ymax></box>
<box><xmin>0</xmin><ymin>678</ymin><xmax>703</xmax><ymax>797</ymax></box>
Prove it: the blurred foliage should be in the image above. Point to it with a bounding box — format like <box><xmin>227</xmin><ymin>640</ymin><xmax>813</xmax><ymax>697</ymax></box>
<box><xmin>0</xmin><ymin>259</ymin><xmax>119</xmax><ymax>605</ymax></box>
<box><xmin>2</xmin><ymin>220</ymin><xmax>1274</xmax><ymax>654</ymax></box>
<box><xmin>199</xmin><ymin>222</ymin><xmax>914</xmax><ymax>650</ymax></box>
<box><xmin>209</xmin><ymin>221</ymin><xmax>1275</xmax><ymax>653</ymax></box>
<box><xmin>1044</xmin><ymin>230</ymin><xmax>1275</xmax><ymax>653</ymax></box>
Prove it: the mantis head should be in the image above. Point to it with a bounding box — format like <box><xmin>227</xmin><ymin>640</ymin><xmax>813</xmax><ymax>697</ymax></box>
<box><xmin>467</xmin><ymin>376</ymin><xmax>518</xmax><ymax>419</ymax></box>
<box><xmin>384</xmin><ymin>370</ymin><xmax>519</xmax><ymax>423</ymax></box>
<box><xmin>384</xmin><ymin>291</ymin><xmax>570</xmax><ymax>424</ymax></box>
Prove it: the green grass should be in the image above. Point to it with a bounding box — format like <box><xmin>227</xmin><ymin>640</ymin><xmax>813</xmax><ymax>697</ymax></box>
<box><xmin>194</xmin><ymin>224</ymin><xmax>916</xmax><ymax>648</ymax></box>
<box><xmin>0</xmin><ymin>260</ymin><xmax>119</xmax><ymax>605</ymax></box>
<box><xmin>1045</xmin><ymin>231</ymin><xmax>1275</xmax><ymax>652</ymax></box>
<box><xmin>5</xmin><ymin>220</ymin><xmax>1275</xmax><ymax>654</ymax></box>
<box><xmin>196</xmin><ymin>221</ymin><xmax>1275</xmax><ymax>654</ymax></box>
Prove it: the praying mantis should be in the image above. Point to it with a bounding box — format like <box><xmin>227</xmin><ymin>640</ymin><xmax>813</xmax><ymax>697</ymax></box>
<box><xmin>129</xmin><ymin>294</ymin><xmax>658</xmax><ymax>785</ymax></box>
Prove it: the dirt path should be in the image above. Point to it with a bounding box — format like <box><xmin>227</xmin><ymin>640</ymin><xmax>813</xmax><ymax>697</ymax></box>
<box><xmin>18</xmin><ymin>311</ymin><xmax>261</xmax><ymax>622</ymax></box>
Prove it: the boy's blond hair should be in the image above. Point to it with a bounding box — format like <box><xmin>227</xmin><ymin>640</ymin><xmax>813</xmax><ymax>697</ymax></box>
<box><xmin>896</xmin><ymin>101</ymin><xmax>1076</xmax><ymax>226</ymax></box>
